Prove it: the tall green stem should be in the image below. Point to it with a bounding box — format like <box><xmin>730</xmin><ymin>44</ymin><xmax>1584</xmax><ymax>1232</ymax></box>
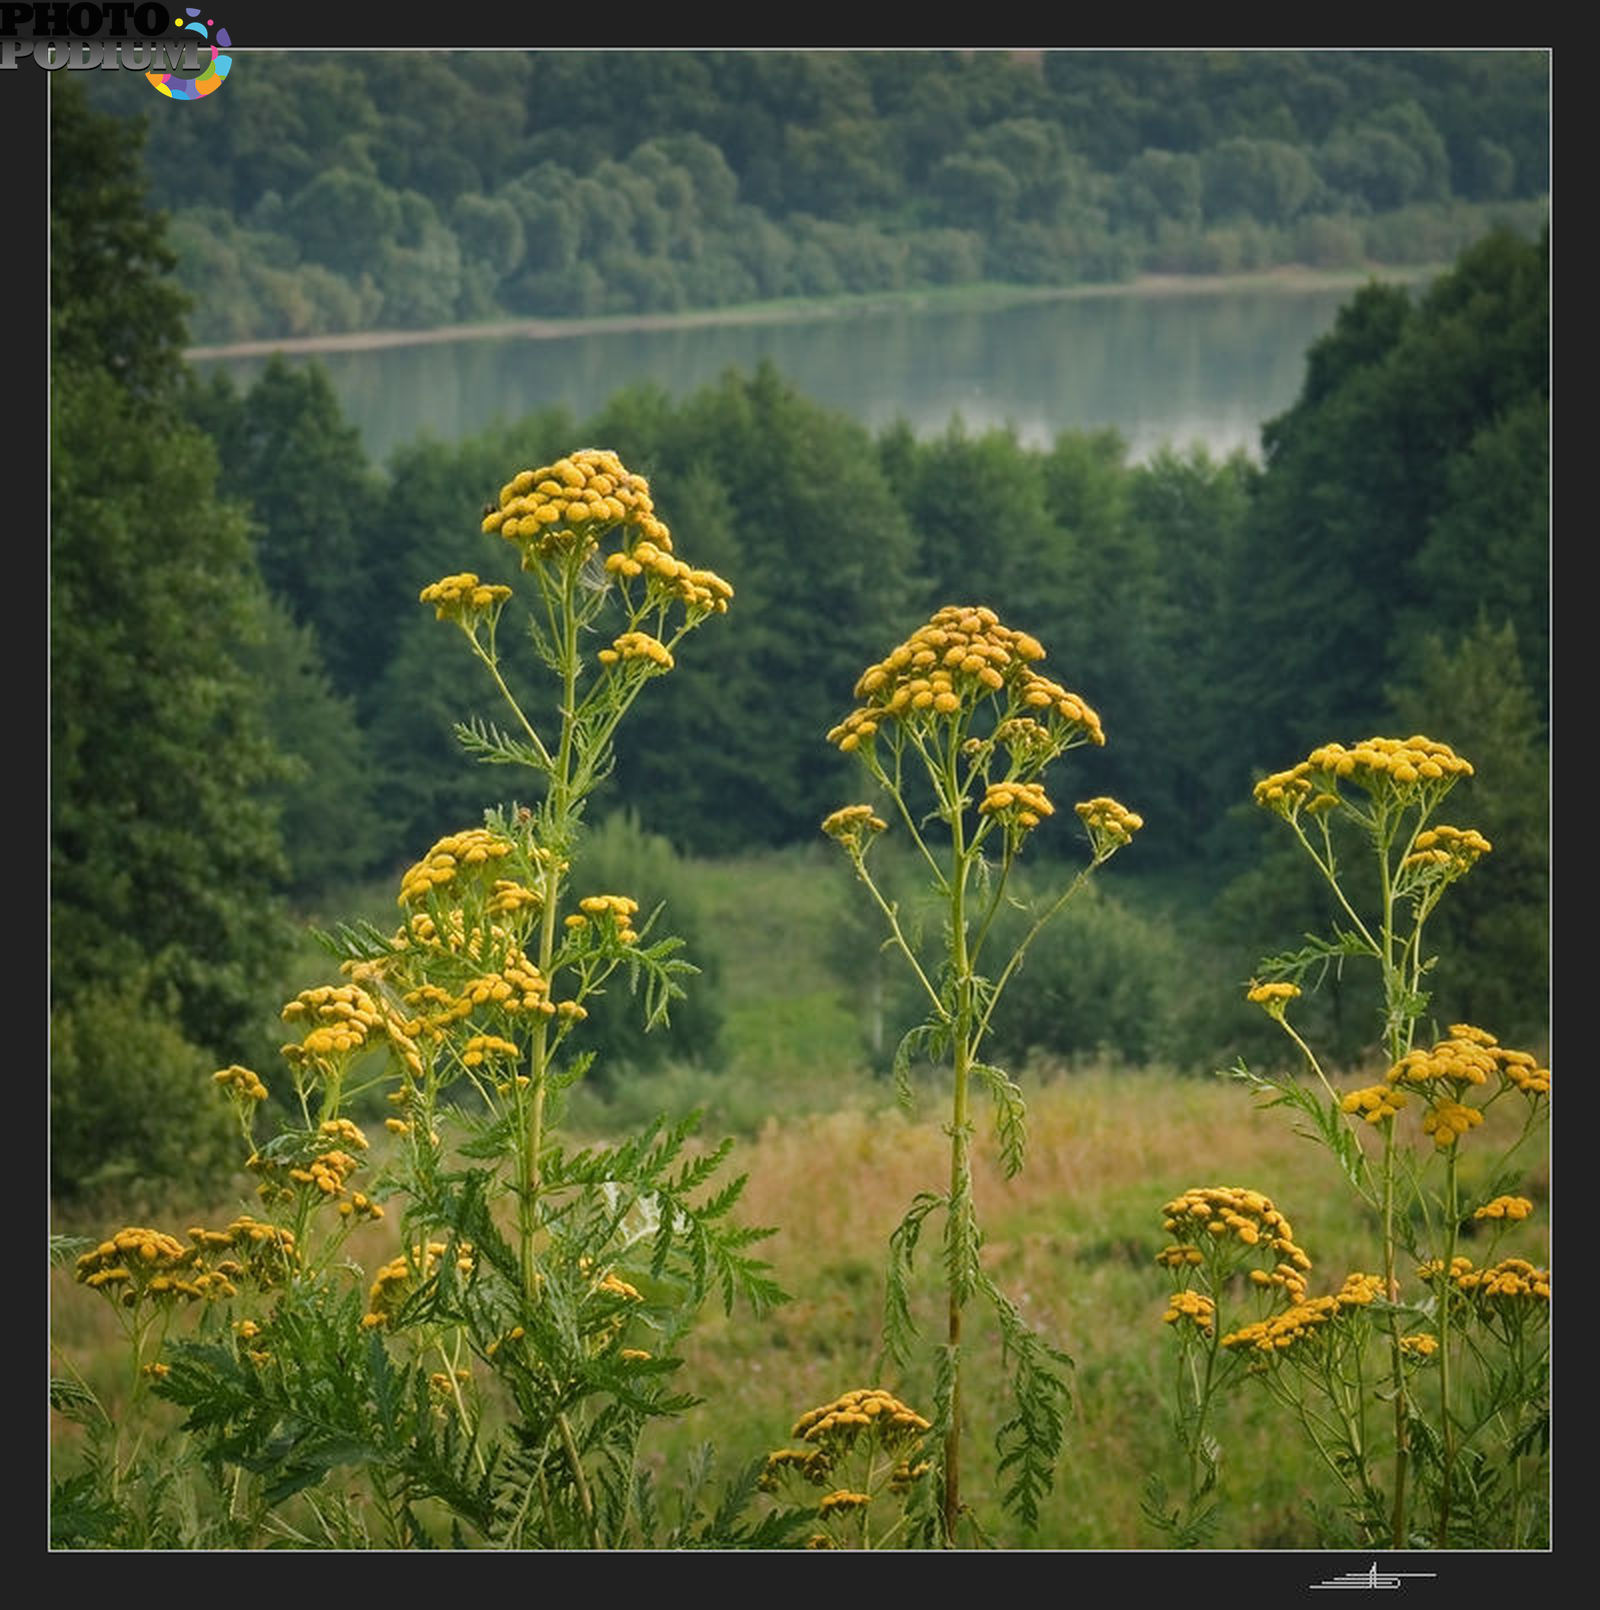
<box><xmin>942</xmin><ymin>735</ymin><xmax>972</xmax><ymax>1546</ymax></box>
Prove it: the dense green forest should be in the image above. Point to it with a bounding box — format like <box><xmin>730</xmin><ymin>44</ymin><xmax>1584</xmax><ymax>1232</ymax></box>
<box><xmin>49</xmin><ymin>74</ymin><xmax>1549</xmax><ymax>1203</ymax></box>
<box><xmin>78</xmin><ymin>49</ymin><xmax>1550</xmax><ymax>344</ymax></box>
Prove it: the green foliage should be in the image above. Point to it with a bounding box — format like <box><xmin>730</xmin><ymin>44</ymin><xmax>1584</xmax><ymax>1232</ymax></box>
<box><xmin>185</xmin><ymin>357</ymin><xmax>389</xmax><ymax>699</ymax></box>
<box><xmin>981</xmin><ymin>875</ymin><xmax>1188</xmax><ymax>1068</ymax></box>
<box><xmin>1223</xmin><ymin>226</ymin><xmax>1548</xmax><ymax>775</ymax></box>
<box><xmin>1383</xmin><ymin>620</ymin><xmax>1548</xmax><ymax>1039</ymax></box>
<box><xmin>50</xmin><ymin>82</ymin><xmax>296</xmax><ymax>1103</ymax></box>
<box><xmin>232</xmin><ymin>600</ymin><xmax>385</xmax><ymax>897</ymax></box>
<box><xmin>50</xmin><ymin>980</ymin><xmax>237</xmax><ymax>1202</ymax></box>
<box><xmin>566</xmin><ymin>812</ymin><xmax>725</xmax><ymax>1082</ymax></box>
<box><xmin>83</xmin><ymin>51</ymin><xmax>1546</xmax><ymax>344</ymax></box>
<box><xmin>590</xmin><ymin>364</ymin><xmax>921</xmax><ymax>852</ymax></box>
<box><xmin>48</xmin><ymin>79</ymin><xmax>187</xmax><ymax>398</ymax></box>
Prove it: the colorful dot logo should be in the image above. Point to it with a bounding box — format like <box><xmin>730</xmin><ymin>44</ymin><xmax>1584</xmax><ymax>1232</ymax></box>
<box><xmin>146</xmin><ymin>9</ymin><xmax>232</xmax><ymax>100</ymax></box>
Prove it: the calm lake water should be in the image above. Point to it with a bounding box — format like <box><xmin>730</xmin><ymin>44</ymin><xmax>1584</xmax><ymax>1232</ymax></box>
<box><xmin>195</xmin><ymin>277</ymin><xmax>1430</xmax><ymax>470</ymax></box>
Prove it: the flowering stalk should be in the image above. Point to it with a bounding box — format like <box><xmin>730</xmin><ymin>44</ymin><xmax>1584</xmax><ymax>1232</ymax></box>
<box><xmin>1163</xmin><ymin>735</ymin><xmax>1550</xmax><ymax>1548</ymax></box>
<box><xmin>825</xmin><ymin>605</ymin><xmax>1140</xmax><ymax>1544</ymax></box>
<box><xmin>62</xmin><ymin>452</ymin><xmax>787</xmax><ymax>1550</ymax></box>
<box><xmin>759</xmin><ymin>1388</ymin><xmax>935</xmax><ymax>1550</ymax></box>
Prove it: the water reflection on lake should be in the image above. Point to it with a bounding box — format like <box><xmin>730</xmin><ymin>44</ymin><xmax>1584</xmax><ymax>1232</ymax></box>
<box><xmin>196</xmin><ymin>278</ymin><xmax>1427</xmax><ymax>470</ymax></box>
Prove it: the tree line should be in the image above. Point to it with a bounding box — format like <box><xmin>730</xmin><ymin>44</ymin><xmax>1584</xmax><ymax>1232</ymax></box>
<box><xmin>49</xmin><ymin>81</ymin><xmax>1548</xmax><ymax>1198</ymax></box>
<box><xmin>78</xmin><ymin>49</ymin><xmax>1549</xmax><ymax>343</ymax></box>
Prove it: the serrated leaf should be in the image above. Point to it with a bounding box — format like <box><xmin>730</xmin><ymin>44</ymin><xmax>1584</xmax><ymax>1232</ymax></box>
<box><xmin>971</xmin><ymin>1061</ymin><xmax>1028</xmax><ymax>1178</ymax></box>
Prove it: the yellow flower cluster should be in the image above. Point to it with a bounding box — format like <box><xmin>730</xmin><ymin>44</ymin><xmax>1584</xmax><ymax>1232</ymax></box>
<box><xmin>889</xmin><ymin>1456</ymin><xmax>932</xmax><ymax>1495</ymax></box>
<box><xmin>400</xmin><ymin>953</ymin><xmax>554</xmax><ymax>1040</ymax></box>
<box><xmin>993</xmin><ymin>715</ymin><xmax>1057</xmax><ymax>764</ymax></box>
<box><xmin>981</xmin><ymin>779</ymin><xmax>1054</xmax><ymax>835</ymax></box>
<box><xmin>1254</xmin><ymin>735</ymin><xmax>1473</xmax><ymax>814</ymax></box>
<box><xmin>1340</xmin><ymin>1084</ymin><xmax>1409</xmax><ymax>1124</ymax></box>
<box><xmin>288</xmin><ymin>1149</ymin><xmax>359</xmax><ymax>1197</ymax></box>
<box><xmin>791</xmin><ymin>1387</ymin><xmax>933</xmax><ymax>1448</ymax></box>
<box><xmin>1388</xmin><ymin>1032</ymin><xmax>1497</xmax><ymax>1089</ymax></box>
<box><xmin>821</xmin><ymin>803</ymin><xmax>888</xmax><ymax>844</ymax></box>
<box><xmin>1334</xmin><ymin>1271</ymin><xmax>1387</xmax><ymax>1306</ymax></box>
<box><xmin>818</xmin><ymin>1490</ymin><xmax>873</xmax><ymax>1514</ymax></box>
<box><xmin>1162</xmin><ymin>1289</ymin><xmax>1216</xmax><ymax>1335</ymax></box>
<box><xmin>1417</xmin><ymin>1024</ymin><xmax>1547</xmax><ymax>1098</ymax></box>
<box><xmin>595</xmin><ymin>1270</ymin><xmax>644</xmax><ymax>1302</ymax></box>
<box><xmin>187</xmin><ymin>1217</ymin><xmax>300</xmax><ymax>1286</ymax></box>
<box><xmin>75</xmin><ymin>1227</ymin><xmax>207</xmax><ymax>1301</ymax></box>
<box><xmin>1401</xmin><ymin>824</ymin><xmax>1492</xmax><ymax>873</ymax></box>
<box><xmin>280</xmin><ymin>984</ymin><xmax>390</xmax><ymax>1066</ymax></box>
<box><xmin>213</xmin><ymin>1063</ymin><xmax>268</xmax><ymax>1102</ymax></box>
<box><xmin>248</xmin><ymin>1136</ymin><xmax>380</xmax><ymax>1219</ymax></box>
<box><xmin>362</xmin><ymin>1240</ymin><xmax>476</xmax><ymax>1330</ymax></box>
<box><xmin>1246</xmin><ymin>981</ymin><xmax>1300</xmax><ymax>1010</ymax></box>
<box><xmin>827</xmin><ymin>606</ymin><xmax>1104</xmax><ymax>753</ymax></box>
<box><xmin>390</xmin><ymin>907</ymin><xmax>526</xmax><ymax>967</ymax></box>
<box><xmin>1247</xmin><ymin>1262</ymin><xmax>1314</xmax><ymax>1303</ymax></box>
<box><xmin>1422</xmin><ymin>1100</ymin><xmax>1484</xmax><ymax>1149</ymax></box>
<box><xmin>462</xmin><ymin>961</ymin><xmax>556</xmax><ymax>1014</ymax></box>
<box><xmin>1457</xmin><ymin>1257</ymin><xmax>1550</xmax><ymax>1304</ymax></box>
<box><xmin>762</xmin><ymin>1388</ymin><xmax>932</xmax><ymax>1509</ymax></box>
<box><xmin>77</xmin><ymin>1218</ymin><xmax>301</xmax><ymax>1307</ymax></box>
<box><xmin>603</xmin><ymin>538</ymin><xmax>733</xmax><ymax>616</ymax></box>
<box><xmin>566</xmin><ymin>894</ymin><xmax>641</xmax><ymax>945</ymax></box>
<box><xmin>334</xmin><ymin>963</ymin><xmax>426</xmax><ymax>1080</ymax></box>
<box><xmin>1382</xmin><ymin>1027</ymin><xmax>1549</xmax><ymax>1133</ymax></box>
<box><xmin>1474</xmin><ymin>1195</ymin><xmax>1534</xmax><ymax>1222</ymax></box>
<box><xmin>597</xmin><ymin>630</ymin><xmax>674</xmax><ymax>671</ymax></box>
<box><xmin>397</xmin><ymin>829</ymin><xmax>515</xmax><ymax>908</ymax></box>
<box><xmin>320</xmin><ymin>1117</ymin><xmax>369</xmax><ymax>1151</ymax></box>
<box><xmin>1221</xmin><ymin>1273</ymin><xmax>1386</xmax><ymax>1355</ymax></box>
<box><xmin>418</xmin><ymin>572</ymin><xmax>512</xmax><ymax>624</ymax></box>
<box><xmin>1420</xmin><ymin>1254</ymin><xmax>1472</xmax><ymax>1284</ymax></box>
<box><xmin>487</xmin><ymin>879</ymin><xmax>541</xmax><ymax>919</ymax></box>
<box><xmin>1427</xmin><ymin>1256</ymin><xmax>1550</xmax><ymax>1305</ymax></box>
<box><xmin>760</xmin><ymin>1446</ymin><xmax>834</xmax><ymax>1491</ymax></box>
<box><xmin>1159</xmin><ymin>1187</ymin><xmax>1311</xmax><ymax>1270</ymax></box>
<box><xmin>428</xmin><ymin>1368</ymin><xmax>473</xmax><ymax>1401</ymax></box>
<box><xmin>1075</xmin><ymin>795</ymin><xmax>1144</xmax><ymax>848</ymax></box>
<box><xmin>484</xmin><ymin>449</ymin><xmax>670</xmax><ymax>560</ymax></box>
<box><xmin>1400</xmin><ymin>1332</ymin><xmax>1440</xmax><ymax>1358</ymax></box>
<box><xmin>462</xmin><ymin>1032</ymin><xmax>520</xmax><ymax>1068</ymax></box>
<box><xmin>1500</xmin><ymin>1053</ymin><xmax>1551</xmax><ymax>1097</ymax></box>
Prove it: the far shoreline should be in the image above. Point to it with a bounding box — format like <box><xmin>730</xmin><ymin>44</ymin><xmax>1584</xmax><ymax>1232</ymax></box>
<box><xmin>184</xmin><ymin>263</ymin><xmax>1444</xmax><ymax>364</ymax></box>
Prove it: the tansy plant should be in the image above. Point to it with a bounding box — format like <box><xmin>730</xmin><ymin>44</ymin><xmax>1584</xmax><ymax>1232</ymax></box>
<box><xmin>1151</xmin><ymin>736</ymin><xmax>1549</xmax><ymax>1550</ymax></box>
<box><xmin>54</xmin><ymin>451</ymin><xmax>799</xmax><ymax>1551</ymax></box>
<box><xmin>824</xmin><ymin>604</ymin><xmax>1141</xmax><ymax>1546</ymax></box>
<box><xmin>759</xmin><ymin>1387</ymin><xmax>934</xmax><ymax>1550</ymax></box>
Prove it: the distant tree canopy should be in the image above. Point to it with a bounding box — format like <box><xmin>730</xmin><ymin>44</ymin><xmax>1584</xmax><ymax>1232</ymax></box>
<box><xmin>50</xmin><ymin>81</ymin><xmax>298</xmax><ymax>1196</ymax></box>
<box><xmin>79</xmin><ymin>49</ymin><xmax>1548</xmax><ymax>344</ymax></box>
<box><xmin>1217</xmin><ymin>225</ymin><xmax>1548</xmax><ymax>773</ymax></box>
